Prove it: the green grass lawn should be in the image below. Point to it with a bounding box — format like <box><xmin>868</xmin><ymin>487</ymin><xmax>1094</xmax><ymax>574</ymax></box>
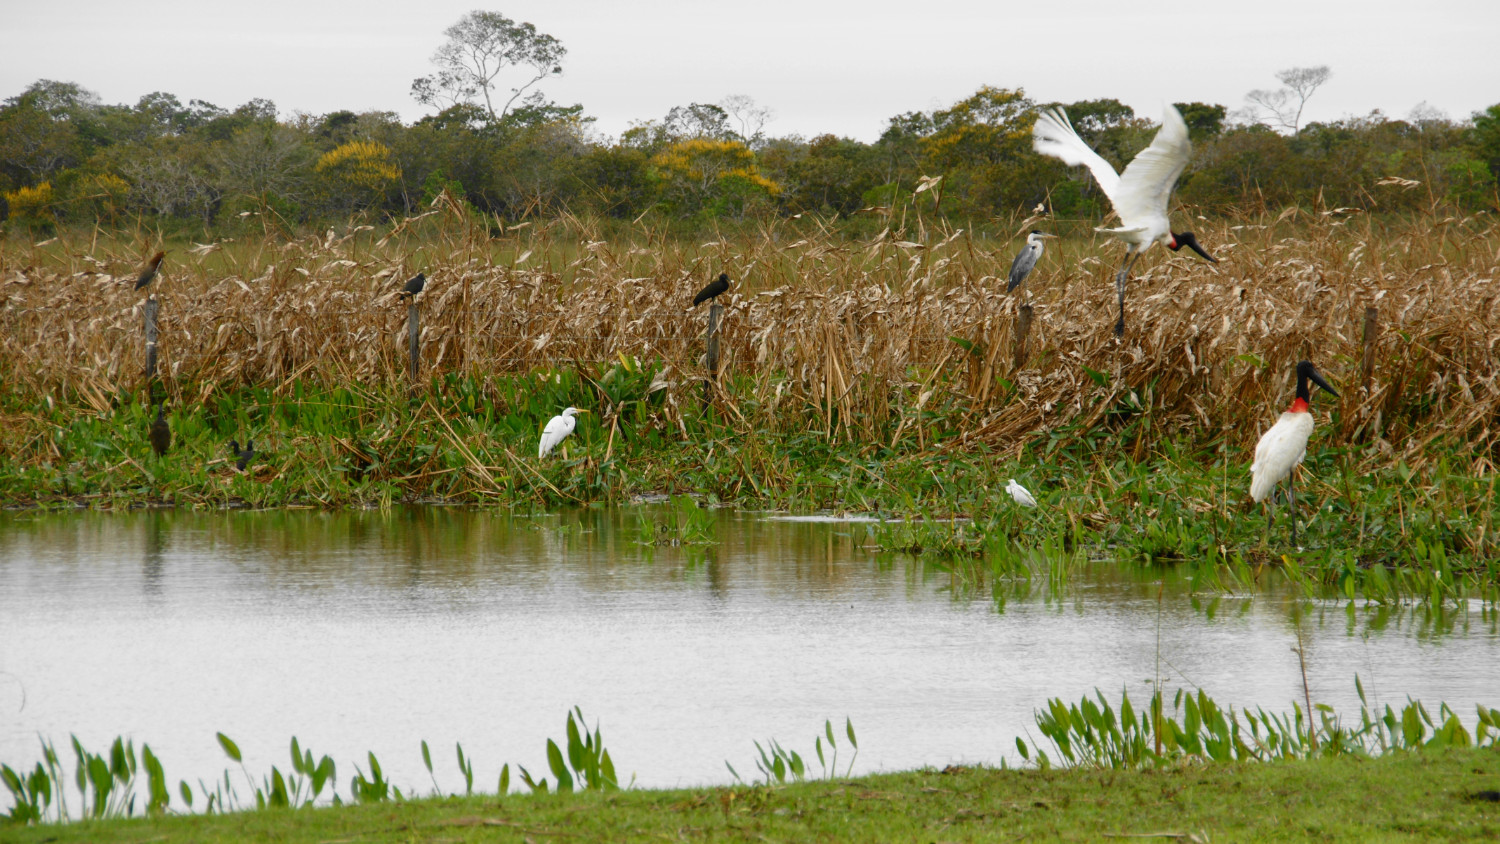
<box><xmin>7</xmin><ymin>749</ymin><xmax>1499</xmax><ymax>843</ymax></box>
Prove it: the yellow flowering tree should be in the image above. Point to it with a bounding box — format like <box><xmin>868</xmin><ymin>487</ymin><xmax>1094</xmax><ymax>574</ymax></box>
<box><xmin>3</xmin><ymin>182</ymin><xmax>55</xmax><ymax>228</ymax></box>
<box><xmin>650</xmin><ymin>138</ymin><xmax>780</xmax><ymax>218</ymax></box>
<box><xmin>315</xmin><ymin>140</ymin><xmax>401</xmax><ymax>211</ymax></box>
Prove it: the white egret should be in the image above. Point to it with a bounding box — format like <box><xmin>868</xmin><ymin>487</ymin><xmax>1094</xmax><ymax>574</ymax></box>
<box><xmin>1250</xmin><ymin>361</ymin><xmax>1338</xmax><ymax>546</ymax></box>
<box><xmin>1007</xmin><ymin>231</ymin><xmax>1056</xmax><ymax>293</ymax></box>
<box><xmin>1006</xmin><ymin>479</ymin><xmax>1038</xmax><ymax>508</ymax></box>
<box><xmin>538</xmin><ymin>407</ymin><xmax>588</xmax><ymax>458</ymax></box>
<box><xmin>1032</xmin><ymin>104</ymin><xmax>1218</xmax><ymax>336</ymax></box>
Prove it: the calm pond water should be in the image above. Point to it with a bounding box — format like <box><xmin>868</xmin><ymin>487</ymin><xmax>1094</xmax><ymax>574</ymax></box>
<box><xmin>1</xmin><ymin>506</ymin><xmax>1497</xmax><ymax>799</ymax></box>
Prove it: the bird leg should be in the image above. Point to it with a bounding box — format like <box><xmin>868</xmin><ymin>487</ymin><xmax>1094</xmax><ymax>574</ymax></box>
<box><xmin>1112</xmin><ymin>251</ymin><xmax>1142</xmax><ymax>337</ymax></box>
<box><xmin>1288</xmin><ymin>469</ymin><xmax>1299</xmax><ymax>548</ymax></box>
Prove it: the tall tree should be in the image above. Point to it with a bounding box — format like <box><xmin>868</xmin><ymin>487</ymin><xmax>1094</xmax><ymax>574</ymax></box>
<box><xmin>1244</xmin><ymin>66</ymin><xmax>1331</xmax><ymax>133</ymax></box>
<box><xmin>411</xmin><ymin>11</ymin><xmax>565</xmax><ymax>124</ymax></box>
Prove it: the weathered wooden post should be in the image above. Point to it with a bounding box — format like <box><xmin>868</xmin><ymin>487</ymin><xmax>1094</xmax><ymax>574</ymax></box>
<box><xmin>1360</xmin><ymin>306</ymin><xmax>1378</xmax><ymax>395</ymax></box>
<box><xmin>144</xmin><ymin>297</ymin><xmax>159</xmax><ymax>379</ymax></box>
<box><xmin>1012</xmin><ymin>303</ymin><xmax>1034</xmax><ymax>371</ymax></box>
<box><xmin>703</xmin><ymin>301</ymin><xmax>722</xmax><ymax>402</ymax></box>
<box><xmin>407</xmin><ymin>300</ymin><xmax>420</xmax><ymax>384</ymax></box>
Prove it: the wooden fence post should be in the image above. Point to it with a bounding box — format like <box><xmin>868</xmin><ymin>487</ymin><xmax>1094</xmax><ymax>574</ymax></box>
<box><xmin>1012</xmin><ymin>303</ymin><xmax>1034</xmax><ymax>371</ymax></box>
<box><xmin>1360</xmin><ymin>306</ymin><xmax>1378</xmax><ymax>395</ymax></box>
<box><xmin>407</xmin><ymin>301</ymin><xmax>420</xmax><ymax>384</ymax></box>
<box><xmin>703</xmin><ymin>302</ymin><xmax>722</xmax><ymax>402</ymax></box>
<box><xmin>144</xmin><ymin>297</ymin><xmax>159</xmax><ymax>380</ymax></box>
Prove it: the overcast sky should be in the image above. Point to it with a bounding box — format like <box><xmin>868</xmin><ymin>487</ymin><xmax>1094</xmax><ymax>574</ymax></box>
<box><xmin>4</xmin><ymin>0</ymin><xmax>1496</xmax><ymax>141</ymax></box>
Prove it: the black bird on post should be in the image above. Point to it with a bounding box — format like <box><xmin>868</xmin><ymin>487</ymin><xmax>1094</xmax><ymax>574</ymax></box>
<box><xmin>229</xmin><ymin>439</ymin><xmax>255</xmax><ymax>472</ymax></box>
<box><xmin>149</xmin><ymin>404</ymin><xmax>171</xmax><ymax>458</ymax></box>
<box><xmin>692</xmin><ymin>273</ymin><xmax>731</xmax><ymax>307</ymax></box>
<box><xmin>134</xmin><ymin>251</ymin><xmax>167</xmax><ymax>291</ymax></box>
<box><xmin>398</xmin><ymin>272</ymin><xmax>426</xmax><ymax>300</ymax></box>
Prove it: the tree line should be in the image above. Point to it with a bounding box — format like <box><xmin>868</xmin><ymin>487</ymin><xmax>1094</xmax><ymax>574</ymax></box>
<box><xmin>2</xmin><ymin>15</ymin><xmax>1497</xmax><ymax>235</ymax></box>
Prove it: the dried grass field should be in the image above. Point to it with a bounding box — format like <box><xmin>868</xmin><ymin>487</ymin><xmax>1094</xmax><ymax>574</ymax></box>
<box><xmin>4</xmin><ymin>205</ymin><xmax>1497</xmax><ymax>470</ymax></box>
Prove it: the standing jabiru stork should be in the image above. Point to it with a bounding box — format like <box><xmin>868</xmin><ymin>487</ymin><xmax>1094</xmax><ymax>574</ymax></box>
<box><xmin>1031</xmin><ymin>104</ymin><xmax>1218</xmax><ymax>336</ymax></box>
<box><xmin>1250</xmin><ymin>360</ymin><xmax>1339</xmax><ymax>546</ymax></box>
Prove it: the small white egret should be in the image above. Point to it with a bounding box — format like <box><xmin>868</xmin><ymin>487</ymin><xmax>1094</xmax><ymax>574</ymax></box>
<box><xmin>1032</xmin><ymin>104</ymin><xmax>1218</xmax><ymax>336</ymax></box>
<box><xmin>1250</xmin><ymin>361</ymin><xmax>1339</xmax><ymax>546</ymax></box>
<box><xmin>1006</xmin><ymin>479</ymin><xmax>1038</xmax><ymax>508</ymax></box>
<box><xmin>538</xmin><ymin>407</ymin><xmax>588</xmax><ymax>458</ymax></box>
<box><xmin>1007</xmin><ymin>231</ymin><xmax>1056</xmax><ymax>293</ymax></box>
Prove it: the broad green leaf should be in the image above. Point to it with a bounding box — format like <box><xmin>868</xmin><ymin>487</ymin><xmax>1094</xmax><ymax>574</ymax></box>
<box><xmin>216</xmin><ymin>733</ymin><xmax>242</xmax><ymax>763</ymax></box>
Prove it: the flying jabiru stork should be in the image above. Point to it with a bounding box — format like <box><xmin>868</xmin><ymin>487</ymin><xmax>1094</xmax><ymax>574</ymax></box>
<box><xmin>1250</xmin><ymin>360</ymin><xmax>1339</xmax><ymax>546</ymax></box>
<box><xmin>1031</xmin><ymin>104</ymin><xmax>1218</xmax><ymax>336</ymax></box>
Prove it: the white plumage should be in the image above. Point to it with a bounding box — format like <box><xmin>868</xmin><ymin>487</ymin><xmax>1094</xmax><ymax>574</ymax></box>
<box><xmin>1249</xmin><ymin>411</ymin><xmax>1314</xmax><ymax>503</ymax></box>
<box><xmin>1006</xmin><ymin>479</ymin><xmax>1038</xmax><ymax>508</ymax></box>
<box><xmin>1032</xmin><ymin>104</ymin><xmax>1215</xmax><ymax>335</ymax></box>
<box><xmin>538</xmin><ymin>407</ymin><xmax>585</xmax><ymax>458</ymax></box>
<box><xmin>1033</xmin><ymin>105</ymin><xmax>1190</xmax><ymax>251</ymax></box>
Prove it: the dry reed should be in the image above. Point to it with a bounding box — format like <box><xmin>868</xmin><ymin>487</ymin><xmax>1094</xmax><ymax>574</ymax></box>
<box><xmin>3</xmin><ymin>202</ymin><xmax>1498</xmax><ymax>467</ymax></box>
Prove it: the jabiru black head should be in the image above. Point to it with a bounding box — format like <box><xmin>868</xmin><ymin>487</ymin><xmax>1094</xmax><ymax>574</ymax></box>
<box><xmin>1168</xmin><ymin>232</ymin><xmax>1217</xmax><ymax>263</ymax></box>
<box><xmin>1295</xmin><ymin>360</ymin><xmax>1338</xmax><ymax>403</ymax></box>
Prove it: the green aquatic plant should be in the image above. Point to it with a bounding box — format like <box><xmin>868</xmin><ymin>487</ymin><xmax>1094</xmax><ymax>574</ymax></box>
<box><xmin>1021</xmin><ymin>676</ymin><xmax>1500</xmax><ymax>771</ymax></box>
<box><xmin>726</xmin><ymin>718</ymin><xmax>859</xmax><ymax>786</ymax></box>
<box><xmin>517</xmin><ymin>706</ymin><xmax>620</xmax><ymax>793</ymax></box>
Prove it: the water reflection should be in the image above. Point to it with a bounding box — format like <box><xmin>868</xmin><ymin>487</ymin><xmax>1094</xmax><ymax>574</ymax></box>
<box><xmin>0</xmin><ymin>506</ymin><xmax>1496</xmax><ymax>796</ymax></box>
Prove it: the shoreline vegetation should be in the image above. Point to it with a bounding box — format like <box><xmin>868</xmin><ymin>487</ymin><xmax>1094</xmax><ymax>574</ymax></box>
<box><xmin>2</xmin><ymin>211</ymin><xmax>1497</xmax><ymax>575</ymax></box>
<box><xmin>5</xmin><ymin>684</ymin><xmax>1500</xmax><ymax>838</ymax></box>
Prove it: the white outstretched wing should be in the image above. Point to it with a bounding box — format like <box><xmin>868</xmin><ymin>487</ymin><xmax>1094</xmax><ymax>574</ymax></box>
<box><xmin>1111</xmin><ymin>105</ymin><xmax>1191</xmax><ymax>231</ymax></box>
<box><xmin>538</xmin><ymin>414</ymin><xmax>576</xmax><ymax>457</ymax></box>
<box><xmin>1032</xmin><ymin>107</ymin><xmax>1121</xmax><ymax>206</ymax></box>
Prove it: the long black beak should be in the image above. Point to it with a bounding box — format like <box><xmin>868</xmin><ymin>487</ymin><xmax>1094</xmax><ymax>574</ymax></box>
<box><xmin>1172</xmin><ymin>232</ymin><xmax>1218</xmax><ymax>263</ymax></box>
<box><xmin>1308</xmin><ymin>367</ymin><xmax>1338</xmax><ymax>398</ymax></box>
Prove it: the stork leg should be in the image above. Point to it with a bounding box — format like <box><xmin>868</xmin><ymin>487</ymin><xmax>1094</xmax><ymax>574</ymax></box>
<box><xmin>1263</xmin><ymin>499</ymin><xmax>1274</xmax><ymax>548</ymax></box>
<box><xmin>1288</xmin><ymin>469</ymin><xmax>1299</xmax><ymax>548</ymax></box>
<box><xmin>1112</xmin><ymin>250</ymin><xmax>1142</xmax><ymax>337</ymax></box>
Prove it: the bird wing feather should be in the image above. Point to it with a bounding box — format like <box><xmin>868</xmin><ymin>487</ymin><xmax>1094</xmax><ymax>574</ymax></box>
<box><xmin>1031</xmin><ymin>107</ymin><xmax>1121</xmax><ymax>205</ymax></box>
<box><xmin>1007</xmin><ymin>245</ymin><xmax>1039</xmax><ymax>291</ymax></box>
<box><xmin>1008</xmin><ymin>481</ymin><xmax>1038</xmax><ymax>508</ymax></box>
<box><xmin>1249</xmin><ymin>413</ymin><xmax>1313</xmax><ymax>502</ymax></box>
<box><xmin>538</xmin><ymin>414</ymin><xmax>576</xmax><ymax>457</ymax></box>
<box><xmin>1111</xmin><ymin>105</ymin><xmax>1191</xmax><ymax>230</ymax></box>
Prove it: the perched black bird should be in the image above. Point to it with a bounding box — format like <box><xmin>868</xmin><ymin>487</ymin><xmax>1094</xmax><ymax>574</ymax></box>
<box><xmin>692</xmin><ymin>273</ymin><xmax>731</xmax><ymax>307</ymax></box>
<box><xmin>229</xmin><ymin>439</ymin><xmax>255</xmax><ymax>472</ymax></box>
<box><xmin>149</xmin><ymin>404</ymin><xmax>171</xmax><ymax>458</ymax></box>
<box><xmin>398</xmin><ymin>272</ymin><xmax>426</xmax><ymax>300</ymax></box>
<box><xmin>134</xmin><ymin>251</ymin><xmax>167</xmax><ymax>291</ymax></box>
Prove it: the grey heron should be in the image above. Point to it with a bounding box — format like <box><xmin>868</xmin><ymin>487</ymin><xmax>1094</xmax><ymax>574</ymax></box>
<box><xmin>1007</xmin><ymin>230</ymin><xmax>1056</xmax><ymax>293</ymax></box>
